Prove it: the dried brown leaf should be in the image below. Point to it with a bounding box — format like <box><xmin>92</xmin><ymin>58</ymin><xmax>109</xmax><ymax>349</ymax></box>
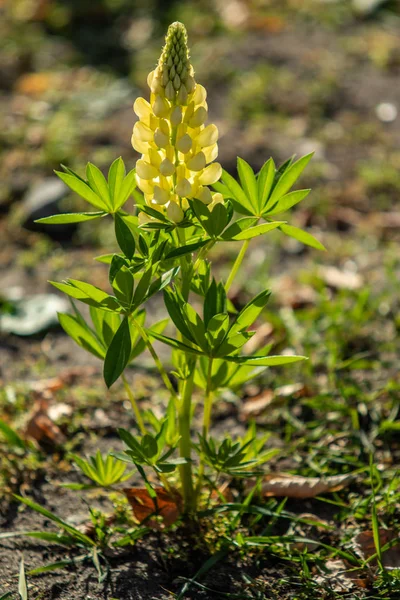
<box><xmin>124</xmin><ymin>487</ymin><xmax>182</xmax><ymax>528</ymax></box>
<box><xmin>354</xmin><ymin>529</ymin><xmax>400</xmax><ymax>570</ymax></box>
<box><xmin>256</xmin><ymin>473</ymin><xmax>355</xmax><ymax>498</ymax></box>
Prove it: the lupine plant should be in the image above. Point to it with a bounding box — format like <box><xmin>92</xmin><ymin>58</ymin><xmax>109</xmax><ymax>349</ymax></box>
<box><xmin>36</xmin><ymin>22</ymin><xmax>324</xmax><ymax>515</ymax></box>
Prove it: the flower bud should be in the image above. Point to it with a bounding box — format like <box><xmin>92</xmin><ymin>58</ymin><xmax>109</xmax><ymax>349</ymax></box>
<box><xmin>189</xmin><ymin>106</ymin><xmax>207</xmax><ymax>128</ymax></box>
<box><xmin>170</xmin><ymin>106</ymin><xmax>182</xmax><ymax>126</ymax></box>
<box><xmin>152</xmin><ymin>95</ymin><xmax>169</xmax><ymax>117</ymax></box>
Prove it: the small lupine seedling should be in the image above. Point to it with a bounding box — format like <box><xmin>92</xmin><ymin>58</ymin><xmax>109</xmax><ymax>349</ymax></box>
<box><xmin>31</xmin><ymin>22</ymin><xmax>324</xmax><ymax>516</ymax></box>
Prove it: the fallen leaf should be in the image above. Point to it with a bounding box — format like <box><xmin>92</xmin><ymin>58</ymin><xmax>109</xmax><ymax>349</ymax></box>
<box><xmin>25</xmin><ymin>398</ymin><xmax>66</xmax><ymax>447</ymax></box>
<box><xmin>320</xmin><ymin>266</ymin><xmax>363</xmax><ymax>291</ymax></box>
<box><xmin>353</xmin><ymin>529</ymin><xmax>400</xmax><ymax>569</ymax></box>
<box><xmin>274</xmin><ymin>275</ymin><xmax>317</xmax><ymax>309</ymax></box>
<box><xmin>249</xmin><ymin>473</ymin><xmax>355</xmax><ymax>498</ymax></box>
<box><xmin>211</xmin><ymin>480</ymin><xmax>234</xmax><ymax>503</ymax></box>
<box><xmin>241</xmin><ymin>384</ymin><xmax>310</xmax><ymax>420</ymax></box>
<box><xmin>315</xmin><ymin>559</ymin><xmax>370</xmax><ymax>592</ymax></box>
<box><xmin>124</xmin><ymin>487</ymin><xmax>182</xmax><ymax>528</ymax></box>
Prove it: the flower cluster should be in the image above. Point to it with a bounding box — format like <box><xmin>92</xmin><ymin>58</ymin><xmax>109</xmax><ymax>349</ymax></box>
<box><xmin>131</xmin><ymin>22</ymin><xmax>223</xmax><ymax>223</ymax></box>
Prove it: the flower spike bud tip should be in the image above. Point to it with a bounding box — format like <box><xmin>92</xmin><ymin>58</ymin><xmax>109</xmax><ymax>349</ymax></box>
<box><xmin>131</xmin><ymin>22</ymin><xmax>222</xmax><ymax>224</ymax></box>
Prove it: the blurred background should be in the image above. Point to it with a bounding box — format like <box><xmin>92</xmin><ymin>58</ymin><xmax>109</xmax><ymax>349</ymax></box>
<box><xmin>1</xmin><ymin>0</ymin><xmax>399</xmax><ymax>385</ymax></box>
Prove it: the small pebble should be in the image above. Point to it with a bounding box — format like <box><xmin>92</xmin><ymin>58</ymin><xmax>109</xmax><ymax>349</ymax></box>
<box><xmin>376</xmin><ymin>102</ymin><xmax>397</xmax><ymax>123</ymax></box>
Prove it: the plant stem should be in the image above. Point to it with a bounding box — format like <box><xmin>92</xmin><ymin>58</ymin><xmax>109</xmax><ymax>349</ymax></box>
<box><xmin>202</xmin><ymin>357</ymin><xmax>214</xmax><ymax>437</ymax></box>
<box><xmin>225</xmin><ymin>239</ymin><xmax>250</xmax><ymax>293</ymax></box>
<box><xmin>131</xmin><ymin>315</ymin><xmax>178</xmax><ymax>403</ymax></box>
<box><xmin>178</xmin><ymin>372</ymin><xmax>195</xmax><ymax>511</ymax></box>
<box><xmin>121</xmin><ymin>374</ymin><xmax>146</xmax><ymax>435</ymax></box>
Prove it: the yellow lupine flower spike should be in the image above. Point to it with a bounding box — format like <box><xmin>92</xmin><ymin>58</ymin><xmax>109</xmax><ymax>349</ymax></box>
<box><xmin>132</xmin><ymin>22</ymin><xmax>222</xmax><ymax>224</ymax></box>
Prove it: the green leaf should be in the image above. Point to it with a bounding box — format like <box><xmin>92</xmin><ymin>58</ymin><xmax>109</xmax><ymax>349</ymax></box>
<box><xmin>13</xmin><ymin>495</ymin><xmax>95</xmax><ymax>546</ymax></box>
<box><xmin>164</xmin><ymin>289</ymin><xmax>196</xmax><ymax>343</ymax></box>
<box><xmin>220</xmin><ymin>217</ymin><xmax>257</xmax><ymax>241</ymax></box>
<box><xmin>257</xmin><ymin>158</ymin><xmax>275</xmax><ymax>212</ymax></box>
<box><xmin>111</xmin><ymin>265</ymin><xmax>135</xmax><ymax>308</ymax></box>
<box><xmin>115</xmin><ymin>213</ymin><xmax>136</xmax><ymax>259</ymax></box>
<box><xmin>237</xmin><ymin>158</ymin><xmax>258</xmax><ymax>208</ymax></box>
<box><xmin>0</xmin><ymin>419</ymin><xmax>26</xmax><ymax>449</ymax></box>
<box><xmin>267</xmin><ymin>153</ymin><xmax>313</xmax><ymax>207</ymax></box>
<box><xmin>141</xmin><ymin>435</ymin><xmax>158</xmax><ymax>459</ymax></box>
<box><xmin>204</xmin><ymin>279</ymin><xmax>226</xmax><ymax>328</ymax></box>
<box><xmin>279</xmin><ymin>224</ymin><xmax>326</xmax><ymax>251</ymax></box>
<box><xmin>133</xmin><ymin>267</ymin><xmax>152</xmax><ymax>307</ymax></box>
<box><xmin>86</xmin><ymin>163</ymin><xmax>111</xmax><ymax>210</ymax></box>
<box><xmin>108</xmin><ymin>157</ymin><xmax>126</xmax><ymax>209</ymax></box>
<box><xmin>226</xmin><ymin>355</ymin><xmax>307</xmax><ymax>366</ymax></box>
<box><xmin>34</xmin><ymin>211</ymin><xmax>106</xmax><ymax>225</ymax></box>
<box><xmin>209</xmin><ymin>202</ymin><xmax>230</xmax><ymax>237</ymax></box>
<box><xmin>166</xmin><ymin>238</ymin><xmax>209</xmax><ymax>260</ymax></box>
<box><xmin>18</xmin><ymin>558</ymin><xmax>27</xmax><ymax>600</ymax></box>
<box><xmin>58</xmin><ymin>313</ymin><xmax>105</xmax><ymax>359</ymax></box>
<box><xmin>230</xmin><ymin>221</ymin><xmax>284</xmax><ymax>240</ymax></box>
<box><xmin>117</xmin><ymin>169</ymin><xmax>137</xmax><ymax>210</ymax></box>
<box><xmin>183</xmin><ymin>303</ymin><xmax>208</xmax><ymax>350</ymax></box>
<box><xmin>27</xmin><ymin>555</ymin><xmax>88</xmax><ymax>576</ymax></box>
<box><xmin>50</xmin><ymin>281</ymin><xmax>120</xmax><ymax>311</ymax></box>
<box><xmin>215</xmin><ymin>332</ymin><xmax>254</xmax><ymax>357</ymax></box>
<box><xmin>149</xmin><ymin>331</ymin><xmax>204</xmax><ymax>356</ymax></box>
<box><xmin>230</xmin><ymin>289</ymin><xmax>271</xmax><ymax>335</ymax></box>
<box><xmin>55</xmin><ymin>171</ymin><xmax>106</xmax><ymax>210</ymax></box>
<box><xmin>147</xmin><ymin>266</ymin><xmax>180</xmax><ymax>299</ymax></box>
<box><xmin>265</xmin><ymin>189</ymin><xmax>310</xmax><ymax>216</ymax></box>
<box><xmin>206</xmin><ymin>313</ymin><xmax>230</xmax><ymax>349</ymax></box>
<box><xmin>103</xmin><ymin>317</ymin><xmax>132</xmax><ymax>388</ymax></box>
<box><xmin>221</xmin><ymin>169</ymin><xmax>253</xmax><ymax>214</ymax></box>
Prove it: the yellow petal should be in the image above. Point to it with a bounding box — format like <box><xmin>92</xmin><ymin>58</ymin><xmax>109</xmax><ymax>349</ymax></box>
<box><xmin>133</xmin><ymin>97</ymin><xmax>152</xmax><ymax>121</ymax></box>
<box><xmin>198</xmin><ymin>162</ymin><xmax>222</xmax><ymax>185</ymax></box>
<box><xmin>152</xmin><ymin>95</ymin><xmax>169</xmax><ymax>117</ymax></box>
<box><xmin>136</xmin><ymin>159</ymin><xmax>158</xmax><ymax>180</ymax></box>
<box><xmin>193</xmin><ymin>84</ymin><xmax>207</xmax><ymax>105</ymax></box>
<box><xmin>159</xmin><ymin>158</ymin><xmax>175</xmax><ymax>176</ymax></box>
<box><xmin>175</xmin><ymin>178</ymin><xmax>192</xmax><ymax>197</ymax></box>
<box><xmin>134</xmin><ymin>121</ymin><xmax>153</xmax><ymax>142</ymax></box>
<box><xmin>167</xmin><ymin>201</ymin><xmax>184</xmax><ymax>223</ymax></box>
<box><xmin>136</xmin><ymin>176</ymin><xmax>155</xmax><ymax>195</ymax></box>
<box><xmin>196</xmin><ymin>185</ymin><xmax>212</xmax><ymax>205</ymax></box>
<box><xmin>159</xmin><ymin>119</ymin><xmax>170</xmax><ymax>136</ymax></box>
<box><xmin>154</xmin><ymin>185</ymin><xmax>170</xmax><ymax>205</ymax></box>
<box><xmin>131</xmin><ymin>133</ymin><xmax>149</xmax><ymax>154</ymax></box>
<box><xmin>209</xmin><ymin>192</ymin><xmax>224</xmax><ymax>211</ymax></box>
<box><xmin>196</xmin><ymin>124</ymin><xmax>218</xmax><ymax>148</ymax></box>
<box><xmin>149</xmin><ymin>148</ymin><xmax>162</xmax><ymax>169</ymax></box>
<box><xmin>189</xmin><ymin>106</ymin><xmax>207</xmax><ymax>128</ymax></box>
<box><xmin>203</xmin><ymin>143</ymin><xmax>218</xmax><ymax>163</ymax></box>
<box><xmin>176</xmin><ymin>133</ymin><xmax>192</xmax><ymax>154</ymax></box>
<box><xmin>187</xmin><ymin>151</ymin><xmax>206</xmax><ymax>172</ymax></box>
<box><xmin>154</xmin><ymin>128</ymin><xmax>169</xmax><ymax>149</ymax></box>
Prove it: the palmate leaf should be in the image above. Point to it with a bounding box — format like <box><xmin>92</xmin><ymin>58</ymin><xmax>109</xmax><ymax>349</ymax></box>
<box><xmin>86</xmin><ymin>163</ymin><xmax>112</xmax><ymax>210</ymax></box>
<box><xmin>55</xmin><ymin>170</ymin><xmax>106</xmax><ymax>210</ymax></box>
<box><xmin>108</xmin><ymin>157</ymin><xmax>126</xmax><ymax>209</ymax></box>
<box><xmin>264</xmin><ymin>189</ymin><xmax>310</xmax><ymax>216</ymax></box>
<box><xmin>265</xmin><ymin>153</ymin><xmax>313</xmax><ymax>210</ymax></box>
<box><xmin>221</xmin><ymin>169</ymin><xmax>253</xmax><ymax>215</ymax></box>
<box><xmin>257</xmin><ymin>157</ymin><xmax>275</xmax><ymax>212</ymax></box>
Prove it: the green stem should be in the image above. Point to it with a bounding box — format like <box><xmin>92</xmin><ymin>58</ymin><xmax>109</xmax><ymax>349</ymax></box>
<box><xmin>121</xmin><ymin>374</ymin><xmax>146</xmax><ymax>435</ymax></box>
<box><xmin>178</xmin><ymin>371</ymin><xmax>195</xmax><ymax>511</ymax></box>
<box><xmin>202</xmin><ymin>357</ymin><xmax>214</xmax><ymax>437</ymax></box>
<box><xmin>225</xmin><ymin>239</ymin><xmax>250</xmax><ymax>293</ymax></box>
<box><xmin>131</xmin><ymin>315</ymin><xmax>178</xmax><ymax>403</ymax></box>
